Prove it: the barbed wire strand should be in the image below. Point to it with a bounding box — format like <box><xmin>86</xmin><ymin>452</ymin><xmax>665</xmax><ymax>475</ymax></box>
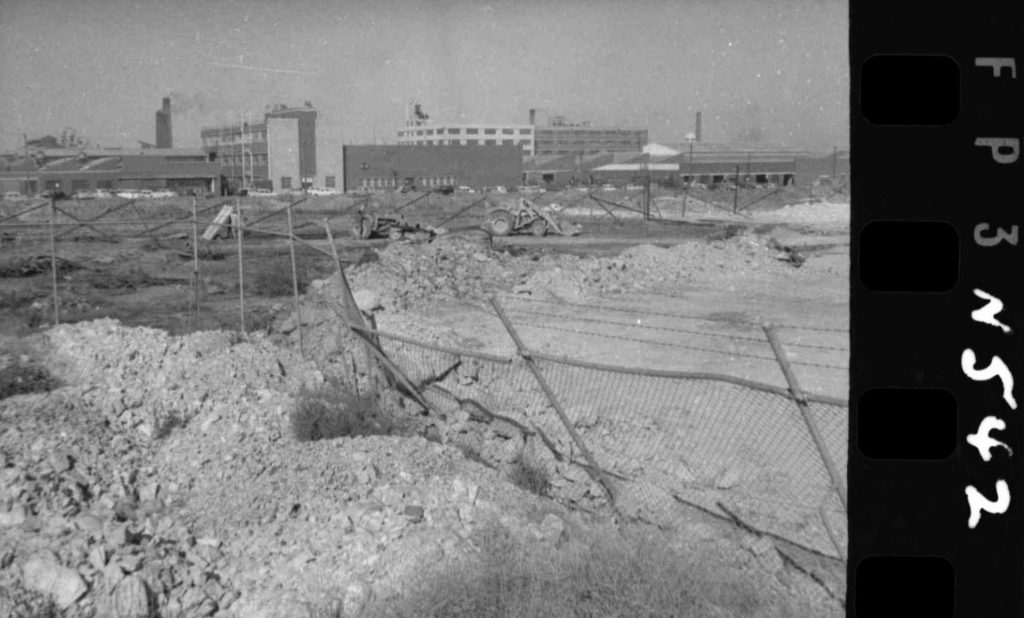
<box><xmin>505</xmin><ymin>307</ymin><xmax>849</xmax><ymax>353</ymax></box>
<box><xmin>507</xmin><ymin>295</ymin><xmax>848</xmax><ymax>334</ymax></box>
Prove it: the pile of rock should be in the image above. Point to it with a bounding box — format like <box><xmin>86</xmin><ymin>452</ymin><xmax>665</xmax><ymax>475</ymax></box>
<box><xmin>0</xmin><ymin>389</ymin><xmax>241</xmax><ymax>617</ymax></box>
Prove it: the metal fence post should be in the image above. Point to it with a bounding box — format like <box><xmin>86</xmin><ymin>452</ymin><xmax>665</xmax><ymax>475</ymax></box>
<box><xmin>489</xmin><ymin>296</ymin><xmax>622</xmax><ymax>517</ymax></box>
<box><xmin>235</xmin><ymin>200</ymin><xmax>245</xmax><ymax>337</ymax></box>
<box><xmin>286</xmin><ymin>203</ymin><xmax>304</xmax><ymax>358</ymax></box>
<box><xmin>48</xmin><ymin>198</ymin><xmax>60</xmax><ymax>326</ymax></box>
<box><xmin>191</xmin><ymin>197</ymin><xmax>200</xmax><ymax>331</ymax></box>
<box><xmin>762</xmin><ymin>322</ymin><xmax>847</xmax><ymax>512</ymax></box>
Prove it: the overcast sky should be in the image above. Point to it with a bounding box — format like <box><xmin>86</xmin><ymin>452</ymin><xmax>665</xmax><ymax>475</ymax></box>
<box><xmin>0</xmin><ymin>0</ymin><xmax>848</xmax><ymax>153</ymax></box>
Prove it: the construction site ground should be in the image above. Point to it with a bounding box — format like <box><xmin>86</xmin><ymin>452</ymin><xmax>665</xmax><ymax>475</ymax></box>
<box><xmin>0</xmin><ymin>193</ymin><xmax>850</xmax><ymax>617</ymax></box>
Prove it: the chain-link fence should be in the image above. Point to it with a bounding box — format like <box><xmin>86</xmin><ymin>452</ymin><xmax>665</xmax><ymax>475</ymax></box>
<box><xmin>360</xmin><ymin>311</ymin><xmax>848</xmax><ymax>560</ymax></box>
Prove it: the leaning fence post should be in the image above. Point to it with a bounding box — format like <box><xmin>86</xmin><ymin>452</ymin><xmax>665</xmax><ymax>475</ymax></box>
<box><xmin>323</xmin><ymin>219</ymin><xmax>390</xmax><ymax>391</ymax></box>
<box><xmin>489</xmin><ymin>296</ymin><xmax>621</xmax><ymax>516</ymax></box>
<box><xmin>286</xmin><ymin>203</ymin><xmax>304</xmax><ymax>358</ymax></box>
<box><xmin>48</xmin><ymin>198</ymin><xmax>60</xmax><ymax>326</ymax></box>
<box><xmin>762</xmin><ymin>322</ymin><xmax>847</xmax><ymax>512</ymax></box>
<box><xmin>235</xmin><ymin>201</ymin><xmax>245</xmax><ymax>338</ymax></box>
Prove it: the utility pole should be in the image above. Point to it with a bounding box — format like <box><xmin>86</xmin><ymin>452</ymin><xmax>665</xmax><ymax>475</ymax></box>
<box><xmin>733</xmin><ymin>165</ymin><xmax>740</xmax><ymax>213</ymax></box>
<box><xmin>831</xmin><ymin>145</ymin><xmax>838</xmax><ymax>180</ymax></box>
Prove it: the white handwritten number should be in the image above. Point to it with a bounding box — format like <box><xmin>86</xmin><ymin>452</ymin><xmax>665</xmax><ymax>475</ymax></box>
<box><xmin>965</xmin><ymin>480</ymin><xmax>1011</xmax><ymax>529</ymax></box>
<box><xmin>971</xmin><ymin>289</ymin><xmax>1013</xmax><ymax>334</ymax></box>
<box><xmin>962</xmin><ymin>349</ymin><xmax>1018</xmax><ymax>410</ymax></box>
<box><xmin>967</xmin><ymin>416</ymin><xmax>1014</xmax><ymax>462</ymax></box>
<box><xmin>973</xmin><ymin>223</ymin><xmax>1019</xmax><ymax>248</ymax></box>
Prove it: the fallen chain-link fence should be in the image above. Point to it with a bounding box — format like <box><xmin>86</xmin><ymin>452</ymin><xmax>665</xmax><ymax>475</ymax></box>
<box><xmin>353</xmin><ymin>305</ymin><xmax>848</xmax><ymax>561</ymax></box>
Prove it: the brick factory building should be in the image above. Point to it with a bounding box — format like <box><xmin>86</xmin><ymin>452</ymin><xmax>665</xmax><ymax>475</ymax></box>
<box><xmin>342</xmin><ymin>144</ymin><xmax>522</xmax><ymax>193</ymax></box>
<box><xmin>200</xmin><ymin>103</ymin><xmax>343</xmax><ymax>194</ymax></box>
<box><xmin>0</xmin><ymin>148</ymin><xmax>221</xmax><ymax>196</ymax></box>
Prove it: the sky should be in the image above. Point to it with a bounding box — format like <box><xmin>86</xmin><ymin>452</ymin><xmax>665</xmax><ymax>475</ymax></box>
<box><xmin>0</xmin><ymin>0</ymin><xmax>848</xmax><ymax>153</ymax></box>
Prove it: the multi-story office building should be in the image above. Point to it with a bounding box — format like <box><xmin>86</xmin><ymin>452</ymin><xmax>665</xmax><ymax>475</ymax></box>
<box><xmin>200</xmin><ymin>103</ymin><xmax>342</xmax><ymax>193</ymax></box>
<box><xmin>529</xmin><ymin>108</ymin><xmax>647</xmax><ymax>156</ymax></box>
<box><xmin>395</xmin><ymin>103</ymin><xmax>534</xmax><ymax>155</ymax></box>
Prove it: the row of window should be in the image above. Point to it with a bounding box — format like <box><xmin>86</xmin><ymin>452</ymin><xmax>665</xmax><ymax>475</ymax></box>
<box><xmin>202</xmin><ymin>132</ymin><xmax>267</xmax><ymax>147</ymax></box>
<box><xmin>399</xmin><ymin>139</ymin><xmax>532</xmax><ymax>150</ymax></box>
<box><xmin>402</xmin><ymin>127</ymin><xmax>532</xmax><ymax>137</ymax></box>
<box><xmin>359</xmin><ymin>176</ymin><xmax>458</xmax><ymax>189</ymax></box>
<box><xmin>220</xmin><ymin>154</ymin><xmax>268</xmax><ymax>167</ymax></box>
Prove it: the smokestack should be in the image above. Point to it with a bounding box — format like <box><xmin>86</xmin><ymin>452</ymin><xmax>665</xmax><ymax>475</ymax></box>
<box><xmin>695</xmin><ymin>111</ymin><xmax>702</xmax><ymax>143</ymax></box>
<box><xmin>156</xmin><ymin>97</ymin><xmax>172</xmax><ymax>148</ymax></box>
<box><xmin>529</xmin><ymin>108</ymin><xmax>536</xmax><ymax>125</ymax></box>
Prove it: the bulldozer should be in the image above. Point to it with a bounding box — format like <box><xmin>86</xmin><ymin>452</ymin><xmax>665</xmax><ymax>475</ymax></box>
<box><xmin>484</xmin><ymin>198</ymin><xmax>581</xmax><ymax>237</ymax></box>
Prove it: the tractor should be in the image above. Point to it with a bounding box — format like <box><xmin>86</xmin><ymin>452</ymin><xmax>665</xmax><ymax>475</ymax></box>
<box><xmin>351</xmin><ymin>210</ymin><xmax>439</xmax><ymax>241</ymax></box>
<box><xmin>484</xmin><ymin>198</ymin><xmax>581</xmax><ymax>237</ymax></box>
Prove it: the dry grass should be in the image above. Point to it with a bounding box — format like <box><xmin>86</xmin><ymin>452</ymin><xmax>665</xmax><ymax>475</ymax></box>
<box><xmin>290</xmin><ymin>380</ymin><xmax>405</xmax><ymax>442</ymax></box>
<box><xmin>507</xmin><ymin>456</ymin><xmax>551</xmax><ymax>497</ymax></box>
<box><xmin>0</xmin><ymin>364</ymin><xmax>59</xmax><ymax>401</ymax></box>
<box><xmin>358</xmin><ymin>520</ymin><xmax>781</xmax><ymax>618</ymax></box>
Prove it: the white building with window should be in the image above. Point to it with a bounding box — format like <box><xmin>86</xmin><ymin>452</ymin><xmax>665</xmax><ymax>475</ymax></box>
<box><xmin>396</xmin><ymin>123</ymin><xmax>535</xmax><ymax>155</ymax></box>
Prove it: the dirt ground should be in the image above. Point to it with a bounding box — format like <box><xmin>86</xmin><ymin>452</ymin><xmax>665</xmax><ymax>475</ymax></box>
<box><xmin>0</xmin><ymin>194</ymin><xmax>849</xmax><ymax>617</ymax></box>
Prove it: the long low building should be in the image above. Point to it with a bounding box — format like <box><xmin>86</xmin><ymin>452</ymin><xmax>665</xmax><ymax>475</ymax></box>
<box><xmin>0</xmin><ymin>148</ymin><xmax>221</xmax><ymax>195</ymax></box>
<box><xmin>342</xmin><ymin>144</ymin><xmax>522</xmax><ymax>192</ymax></box>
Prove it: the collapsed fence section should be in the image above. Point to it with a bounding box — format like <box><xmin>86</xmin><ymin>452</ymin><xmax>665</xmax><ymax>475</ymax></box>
<box><xmin>355</xmin><ymin>316</ymin><xmax>848</xmax><ymax>560</ymax></box>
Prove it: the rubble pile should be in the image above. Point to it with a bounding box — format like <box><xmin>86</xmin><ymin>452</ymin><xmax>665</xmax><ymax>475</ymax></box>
<box><xmin>44</xmin><ymin>319</ymin><xmax>324</xmax><ymax>440</ymax></box>
<box><xmin>340</xmin><ymin>229</ymin><xmax>797</xmax><ymax>309</ymax></box>
<box><xmin>346</xmin><ymin>236</ymin><xmax>526</xmax><ymax>311</ymax></box>
<box><xmin>515</xmin><ymin>232</ymin><xmax>793</xmax><ymax>302</ymax></box>
<box><xmin>0</xmin><ymin>390</ymin><xmax>242</xmax><ymax>617</ymax></box>
<box><xmin>0</xmin><ymin>320</ymin><xmax>592</xmax><ymax>617</ymax></box>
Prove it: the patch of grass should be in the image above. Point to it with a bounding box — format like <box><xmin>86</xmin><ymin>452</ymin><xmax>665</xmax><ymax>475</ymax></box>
<box><xmin>0</xmin><ymin>364</ymin><xmax>59</xmax><ymax>400</ymax></box>
<box><xmin>507</xmin><ymin>456</ymin><xmax>550</xmax><ymax>497</ymax></box>
<box><xmin>290</xmin><ymin>379</ymin><xmax>401</xmax><ymax>442</ymax></box>
<box><xmin>0</xmin><ymin>289</ymin><xmax>35</xmax><ymax>310</ymax></box>
<box><xmin>241</xmin><ymin>262</ymin><xmax>310</xmax><ymax>298</ymax></box>
<box><xmin>359</xmin><ymin>521</ymin><xmax>780</xmax><ymax>618</ymax></box>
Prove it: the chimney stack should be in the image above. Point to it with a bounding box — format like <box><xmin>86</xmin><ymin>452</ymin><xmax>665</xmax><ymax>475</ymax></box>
<box><xmin>156</xmin><ymin>97</ymin><xmax>172</xmax><ymax>148</ymax></box>
<box><xmin>695</xmin><ymin>111</ymin><xmax>702</xmax><ymax>143</ymax></box>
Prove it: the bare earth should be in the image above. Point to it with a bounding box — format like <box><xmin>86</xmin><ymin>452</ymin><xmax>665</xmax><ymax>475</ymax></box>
<box><xmin>0</xmin><ymin>196</ymin><xmax>849</xmax><ymax>617</ymax></box>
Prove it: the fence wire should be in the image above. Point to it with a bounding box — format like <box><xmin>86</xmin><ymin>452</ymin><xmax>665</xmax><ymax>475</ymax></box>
<box><xmin>368</xmin><ymin>325</ymin><xmax>847</xmax><ymax>560</ymax></box>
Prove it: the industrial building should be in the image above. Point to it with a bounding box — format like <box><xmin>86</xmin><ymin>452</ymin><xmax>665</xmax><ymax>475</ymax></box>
<box><xmin>200</xmin><ymin>103</ymin><xmax>343</xmax><ymax>193</ymax></box>
<box><xmin>395</xmin><ymin>104</ymin><xmax>647</xmax><ymax>157</ymax></box>
<box><xmin>342</xmin><ymin>144</ymin><xmax>522</xmax><ymax>193</ymax></box>
<box><xmin>529</xmin><ymin>108</ymin><xmax>647</xmax><ymax>156</ymax></box>
<box><xmin>523</xmin><ymin>140</ymin><xmax>836</xmax><ymax>188</ymax></box>
<box><xmin>0</xmin><ymin>148</ymin><xmax>221</xmax><ymax>196</ymax></box>
<box><xmin>396</xmin><ymin>104</ymin><xmax>535</xmax><ymax>154</ymax></box>
<box><xmin>155</xmin><ymin>97</ymin><xmax>172</xmax><ymax>148</ymax></box>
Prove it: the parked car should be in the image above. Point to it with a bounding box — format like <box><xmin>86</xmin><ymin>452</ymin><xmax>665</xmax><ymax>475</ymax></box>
<box><xmin>308</xmin><ymin>187</ymin><xmax>341</xmax><ymax>196</ymax></box>
<box><xmin>4</xmin><ymin>191</ymin><xmax>27</xmax><ymax>202</ymax></box>
<box><xmin>250</xmin><ymin>188</ymin><xmax>276</xmax><ymax>197</ymax></box>
<box><xmin>518</xmin><ymin>185</ymin><xmax>545</xmax><ymax>195</ymax></box>
<box><xmin>149</xmin><ymin>189</ymin><xmax>178</xmax><ymax>199</ymax></box>
<box><xmin>36</xmin><ymin>190</ymin><xmax>68</xmax><ymax>200</ymax></box>
<box><xmin>433</xmin><ymin>185</ymin><xmax>456</xmax><ymax>195</ymax></box>
<box><xmin>92</xmin><ymin>189</ymin><xmax>114</xmax><ymax>199</ymax></box>
<box><xmin>116</xmin><ymin>189</ymin><xmax>143</xmax><ymax>199</ymax></box>
<box><xmin>624</xmin><ymin>184</ymin><xmax>644</xmax><ymax>191</ymax></box>
<box><xmin>600</xmin><ymin>184</ymin><xmax>617</xmax><ymax>191</ymax></box>
<box><xmin>456</xmin><ymin>186</ymin><xmax>475</xmax><ymax>193</ymax></box>
<box><xmin>72</xmin><ymin>190</ymin><xmax>95</xmax><ymax>200</ymax></box>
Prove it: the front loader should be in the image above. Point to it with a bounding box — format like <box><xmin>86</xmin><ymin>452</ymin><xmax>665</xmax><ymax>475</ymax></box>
<box><xmin>484</xmin><ymin>198</ymin><xmax>581</xmax><ymax>237</ymax></box>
